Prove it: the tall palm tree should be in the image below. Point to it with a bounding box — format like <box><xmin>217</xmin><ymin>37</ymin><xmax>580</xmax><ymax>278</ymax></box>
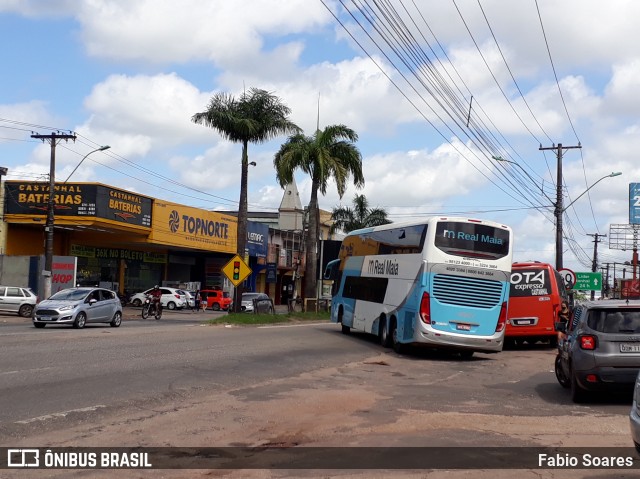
<box><xmin>192</xmin><ymin>88</ymin><xmax>299</xmax><ymax>312</ymax></box>
<box><xmin>274</xmin><ymin>125</ymin><xmax>364</xmax><ymax>301</ymax></box>
<box><xmin>330</xmin><ymin>194</ymin><xmax>391</xmax><ymax>234</ymax></box>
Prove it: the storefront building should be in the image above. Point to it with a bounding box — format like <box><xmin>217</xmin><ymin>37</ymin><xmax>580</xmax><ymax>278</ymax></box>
<box><xmin>1</xmin><ymin>181</ymin><xmax>272</xmax><ymax>297</ymax></box>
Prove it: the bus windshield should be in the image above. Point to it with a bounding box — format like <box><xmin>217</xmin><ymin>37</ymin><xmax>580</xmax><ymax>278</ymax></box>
<box><xmin>434</xmin><ymin>221</ymin><xmax>510</xmax><ymax>259</ymax></box>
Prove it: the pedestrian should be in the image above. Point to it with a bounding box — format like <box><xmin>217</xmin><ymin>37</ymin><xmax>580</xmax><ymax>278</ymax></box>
<box><xmin>194</xmin><ymin>290</ymin><xmax>201</xmax><ymax>312</ymax></box>
<box><xmin>556</xmin><ymin>301</ymin><xmax>571</xmax><ymax>343</ymax></box>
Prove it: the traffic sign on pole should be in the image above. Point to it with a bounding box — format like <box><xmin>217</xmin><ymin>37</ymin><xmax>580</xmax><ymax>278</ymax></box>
<box><xmin>222</xmin><ymin>255</ymin><xmax>252</xmax><ymax>287</ymax></box>
<box><xmin>558</xmin><ymin>268</ymin><xmax>576</xmax><ymax>290</ymax></box>
<box><xmin>574</xmin><ymin>272</ymin><xmax>602</xmax><ymax>291</ymax></box>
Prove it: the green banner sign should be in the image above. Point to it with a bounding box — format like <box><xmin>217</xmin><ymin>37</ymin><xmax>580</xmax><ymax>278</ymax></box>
<box><xmin>574</xmin><ymin>272</ymin><xmax>602</xmax><ymax>291</ymax></box>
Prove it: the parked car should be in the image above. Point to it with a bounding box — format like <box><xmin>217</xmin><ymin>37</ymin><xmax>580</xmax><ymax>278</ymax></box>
<box><xmin>555</xmin><ymin>300</ymin><xmax>640</xmax><ymax>402</ymax></box>
<box><xmin>630</xmin><ymin>372</ymin><xmax>640</xmax><ymax>452</ymax></box>
<box><xmin>0</xmin><ymin>286</ymin><xmax>37</xmax><ymax>317</ymax></box>
<box><xmin>129</xmin><ymin>287</ymin><xmax>186</xmax><ymax>310</ymax></box>
<box><xmin>32</xmin><ymin>287</ymin><xmax>123</xmax><ymax>329</ymax></box>
<box><xmin>200</xmin><ymin>289</ymin><xmax>232</xmax><ymax>311</ymax></box>
<box><xmin>184</xmin><ymin>291</ymin><xmax>196</xmax><ymax>309</ymax></box>
<box><xmin>241</xmin><ymin>292</ymin><xmax>273</xmax><ymax>314</ymax></box>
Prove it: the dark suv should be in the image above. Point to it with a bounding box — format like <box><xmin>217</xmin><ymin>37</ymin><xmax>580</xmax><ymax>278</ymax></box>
<box><xmin>555</xmin><ymin>300</ymin><xmax>640</xmax><ymax>402</ymax></box>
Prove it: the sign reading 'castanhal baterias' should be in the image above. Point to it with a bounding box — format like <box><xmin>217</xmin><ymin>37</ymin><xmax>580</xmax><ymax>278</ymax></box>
<box><xmin>4</xmin><ymin>181</ymin><xmax>152</xmax><ymax>228</ymax></box>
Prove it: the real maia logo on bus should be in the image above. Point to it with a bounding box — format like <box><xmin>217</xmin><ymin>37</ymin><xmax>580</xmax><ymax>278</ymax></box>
<box><xmin>443</xmin><ymin>229</ymin><xmax>504</xmax><ymax>245</ymax></box>
<box><xmin>367</xmin><ymin>259</ymin><xmax>399</xmax><ymax>276</ymax></box>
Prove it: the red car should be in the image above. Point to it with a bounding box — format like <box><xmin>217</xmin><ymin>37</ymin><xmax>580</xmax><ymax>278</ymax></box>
<box><xmin>200</xmin><ymin>289</ymin><xmax>232</xmax><ymax>311</ymax></box>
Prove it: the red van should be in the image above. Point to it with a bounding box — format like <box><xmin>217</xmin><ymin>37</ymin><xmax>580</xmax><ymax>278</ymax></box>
<box><xmin>506</xmin><ymin>261</ymin><xmax>569</xmax><ymax>346</ymax></box>
<box><xmin>200</xmin><ymin>289</ymin><xmax>232</xmax><ymax>311</ymax></box>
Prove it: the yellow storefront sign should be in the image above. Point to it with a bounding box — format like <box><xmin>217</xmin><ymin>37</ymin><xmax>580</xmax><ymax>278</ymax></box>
<box><xmin>222</xmin><ymin>255</ymin><xmax>252</xmax><ymax>286</ymax></box>
<box><xmin>150</xmin><ymin>201</ymin><xmax>237</xmax><ymax>253</ymax></box>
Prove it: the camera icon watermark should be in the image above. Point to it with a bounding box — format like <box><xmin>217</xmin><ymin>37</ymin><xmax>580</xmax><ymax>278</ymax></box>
<box><xmin>7</xmin><ymin>449</ymin><xmax>40</xmax><ymax>467</ymax></box>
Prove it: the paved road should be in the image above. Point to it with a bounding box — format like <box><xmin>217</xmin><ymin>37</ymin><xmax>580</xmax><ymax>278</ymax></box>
<box><xmin>0</xmin><ymin>312</ymin><xmax>637</xmax><ymax>478</ymax></box>
<box><xmin>0</xmin><ymin>311</ymin><xmax>373</xmax><ymax>433</ymax></box>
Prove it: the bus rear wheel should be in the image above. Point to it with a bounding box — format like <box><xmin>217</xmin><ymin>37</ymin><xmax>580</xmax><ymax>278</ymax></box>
<box><xmin>380</xmin><ymin>318</ymin><xmax>391</xmax><ymax>348</ymax></box>
<box><xmin>391</xmin><ymin>320</ymin><xmax>406</xmax><ymax>354</ymax></box>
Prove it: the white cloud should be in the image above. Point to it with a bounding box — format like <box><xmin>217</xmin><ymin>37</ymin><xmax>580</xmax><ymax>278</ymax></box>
<box><xmin>73</xmin><ymin>0</ymin><xmax>330</xmax><ymax>67</ymax></box>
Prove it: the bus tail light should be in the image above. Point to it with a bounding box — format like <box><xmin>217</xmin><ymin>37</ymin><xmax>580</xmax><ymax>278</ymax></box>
<box><xmin>579</xmin><ymin>335</ymin><xmax>596</xmax><ymax>350</ymax></box>
<box><xmin>495</xmin><ymin>302</ymin><xmax>507</xmax><ymax>332</ymax></box>
<box><xmin>419</xmin><ymin>292</ymin><xmax>431</xmax><ymax>324</ymax></box>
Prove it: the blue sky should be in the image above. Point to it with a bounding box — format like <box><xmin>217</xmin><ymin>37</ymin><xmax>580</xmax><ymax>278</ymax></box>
<box><xmin>1</xmin><ymin>0</ymin><xmax>639</xmax><ymax>278</ymax></box>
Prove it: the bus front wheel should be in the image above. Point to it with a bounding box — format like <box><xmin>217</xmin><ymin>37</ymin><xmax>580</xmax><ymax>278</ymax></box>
<box><xmin>338</xmin><ymin>308</ymin><xmax>350</xmax><ymax>334</ymax></box>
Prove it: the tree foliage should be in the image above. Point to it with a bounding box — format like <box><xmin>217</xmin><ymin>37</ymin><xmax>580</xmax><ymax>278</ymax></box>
<box><xmin>192</xmin><ymin>88</ymin><xmax>299</xmax><ymax>311</ymax></box>
<box><xmin>330</xmin><ymin>194</ymin><xmax>391</xmax><ymax>234</ymax></box>
<box><xmin>274</xmin><ymin>125</ymin><xmax>364</xmax><ymax>300</ymax></box>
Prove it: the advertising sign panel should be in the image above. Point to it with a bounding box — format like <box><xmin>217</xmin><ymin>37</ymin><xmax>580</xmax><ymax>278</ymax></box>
<box><xmin>246</xmin><ymin>221</ymin><xmax>268</xmax><ymax>258</ymax></box>
<box><xmin>621</xmin><ymin>279</ymin><xmax>640</xmax><ymax>299</ymax></box>
<box><xmin>266</xmin><ymin>262</ymin><xmax>277</xmax><ymax>284</ymax></box>
<box><xmin>630</xmin><ymin>183</ymin><xmax>640</xmax><ymax>225</ymax></box>
<box><xmin>37</xmin><ymin>255</ymin><xmax>77</xmax><ymax>296</ymax></box>
<box><xmin>4</xmin><ymin>181</ymin><xmax>152</xmax><ymax>228</ymax></box>
<box><xmin>150</xmin><ymin>200</ymin><xmax>237</xmax><ymax>253</ymax></box>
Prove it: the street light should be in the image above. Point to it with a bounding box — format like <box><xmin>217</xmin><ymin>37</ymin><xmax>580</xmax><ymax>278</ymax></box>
<box><xmin>562</xmin><ymin>172</ymin><xmax>622</xmax><ymax>212</ymax></box>
<box><xmin>492</xmin><ymin>156</ymin><xmax>621</xmax><ymax>270</ymax></box>
<box><xmin>64</xmin><ymin>145</ymin><xmax>111</xmax><ymax>183</ymax></box>
<box><xmin>43</xmin><ymin>145</ymin><xmax>111</xmax><ymax>300</ymax></box>
<box><xmin>492</xmin><ymin>156</ymin><xmax>555</xmax><ymax>205</ymax></box>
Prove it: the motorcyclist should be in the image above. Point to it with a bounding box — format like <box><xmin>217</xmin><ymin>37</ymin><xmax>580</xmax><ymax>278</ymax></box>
<box><xmin>149</xmin><ymin>285</ymin><xmax>163</xmax><ymax>314</ymax></box>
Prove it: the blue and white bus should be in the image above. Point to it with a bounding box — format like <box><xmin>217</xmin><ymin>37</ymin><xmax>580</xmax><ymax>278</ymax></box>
<box><xmin>325</xmin><ymin>217</ymin><xmax>513</xmax><ymax>357</ymax></box>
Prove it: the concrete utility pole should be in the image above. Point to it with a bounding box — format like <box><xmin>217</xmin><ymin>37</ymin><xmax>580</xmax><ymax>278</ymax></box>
<box><xmin>539</xmin><ymin>143</ymin><xmax>582</xmax><ymax>271</ymax></box>
<box><xmin>31</xmin><ymin>132</ymin><xmax>76</xmax><ymax>299</ymax></box>
<box><xmin>588</xmin><ymin>233</ymin><xmax>606</xmax><ymax>300</ymax></box>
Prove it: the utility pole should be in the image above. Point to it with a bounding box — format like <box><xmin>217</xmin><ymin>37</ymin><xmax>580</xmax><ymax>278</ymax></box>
<box><xmin>588</xmin><ymin>233</ymin><xmax>606</xmax><ymax>300</ymax></box>
<box><xmin>31</xmin><ymin>132</ymin><xmax>76</xmax><ymax>299</ymax></box>
<box><xmin>539</xmin><ymin>143</ymin><xmax>582</xmax><ymax>271</ymax></box>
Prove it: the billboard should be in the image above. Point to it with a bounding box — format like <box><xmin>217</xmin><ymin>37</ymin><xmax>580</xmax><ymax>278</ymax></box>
<box><xmin>150</xmin><ymin>200</ymin><xmax>237</xmax><ymax>253</ymax></box>
<box><xmin>630</xmin><ymin>183</ymin><xmax>640</xmax><ymax>224</ymax></box>
<box><xmin>4</xmin><ymin>181</ymin><xmax>152</xmax><ymax>228</ymax></box>
<box><xmin>246</xmin><ymin>221</ymin><xmax>268</xmax><ymax>258</ymax></box>
<box><xmin>621</xmin><ymin>278</ymin><xmax>640</xmax><ymax>299</ymax></box>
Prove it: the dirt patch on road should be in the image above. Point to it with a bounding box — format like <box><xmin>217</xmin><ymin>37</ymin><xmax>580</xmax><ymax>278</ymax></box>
<box><xmin>4</xmin><ymin>352</ymin><xmax>631</xmax><ymax>479</ymax></box>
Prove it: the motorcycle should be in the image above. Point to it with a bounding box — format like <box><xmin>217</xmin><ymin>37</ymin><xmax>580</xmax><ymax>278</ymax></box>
<box><xmin>117</xmin><ymin>292</ymin><xmax>128</xmax><ymax>308</ymax></box>
<box><xmin>141</xmin><ymin>295</ymin><xmax>162</xmax><ymax>320</ymax></box>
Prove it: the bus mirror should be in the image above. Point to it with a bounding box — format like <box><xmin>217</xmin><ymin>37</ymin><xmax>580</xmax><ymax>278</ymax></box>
<box><xmin>324</xmin><ymin>259</ymin><xmax>339</xmax><ymax>280</ymax></box>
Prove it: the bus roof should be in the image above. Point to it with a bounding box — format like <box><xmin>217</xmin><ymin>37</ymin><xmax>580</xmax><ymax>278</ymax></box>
<box><xmin>345</xmin><ymin>216</ymin><xmax>512</xmax><ymax>237</ymax></box>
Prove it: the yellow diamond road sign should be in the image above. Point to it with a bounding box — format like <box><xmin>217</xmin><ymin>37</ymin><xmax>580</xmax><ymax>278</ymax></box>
<box><xmin>222</xmin><ymin>255</ymin><xmax>252</xmax><ymax>286</ymax></box>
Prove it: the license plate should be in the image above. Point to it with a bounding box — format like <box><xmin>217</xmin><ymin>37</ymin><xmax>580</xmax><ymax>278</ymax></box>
<box><xmin>456</xmin><ymin>323</ymin><xmax>471</xmax><ymax>331</ymax></box>
<box><xmin>620</xmin><ymin>343</ymin><xmax>640</xmax><ymax>353</ymax></box>
<box><xmin>38</xmin><ymin>316</ymin><xmax>51</xmax><ymax>321</ymax></box>
<box><xmin>514</xmin><ymin>319</ymin><xmax>534</xmax><ymax>326</ymax></box>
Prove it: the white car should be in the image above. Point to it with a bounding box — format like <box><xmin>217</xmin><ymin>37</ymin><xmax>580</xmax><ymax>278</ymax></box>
<box><xmin>129</xmin><ymin>287</ymin><xmax>186</xmax><ymax>310</ymax></box>
<box><xmin>0</xmin><ymin>286</ymin><xmax>38</xmax><ymax>317</ymax></box>
<box><xmin>241</xmin><ymin>293</ymin><xmax>273</xmax><ymax>313</ymax></box>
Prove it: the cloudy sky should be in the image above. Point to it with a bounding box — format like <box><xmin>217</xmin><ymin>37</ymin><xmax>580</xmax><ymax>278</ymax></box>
<box><xmin>1</xmin><ymin>0</ymin><xmax>638</xmax><ymax>280</ymax></box>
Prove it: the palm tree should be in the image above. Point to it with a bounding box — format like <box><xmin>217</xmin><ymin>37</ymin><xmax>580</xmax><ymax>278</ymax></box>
<box><xmin>192</xmin><ymin>88</ymin><xmax>300</xmax><ymax>312</ymax></box>
<box><xmin>274</xmin><ymin>125</ymin><xmax>364</xmax><ymax>301</ymax></box>
<box><xmin>330</xmin><ymin>194</ymin><xmax>391</xmax><ymax>234</ymax></box>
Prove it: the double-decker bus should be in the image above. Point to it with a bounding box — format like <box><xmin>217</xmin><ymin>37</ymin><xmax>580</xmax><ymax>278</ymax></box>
<box><xmin>324</xmin><ymin>217</ymin><xmax>513</xmax><ymax>357</ymax></box>
<box><xmin>506</xmin><ymin>261</ymin><xmax>569</xmax><ymax>346</ymax></box>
